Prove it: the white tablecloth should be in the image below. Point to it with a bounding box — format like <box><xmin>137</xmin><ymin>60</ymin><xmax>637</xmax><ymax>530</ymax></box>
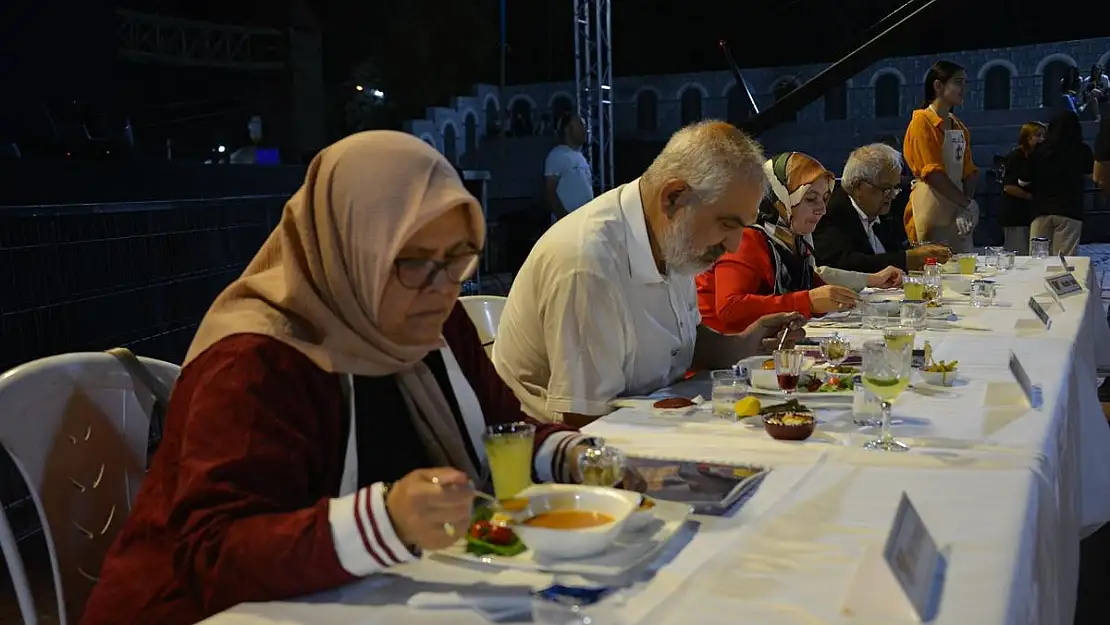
<box><xmin>202</xmin><ymin>257</ymin><xmax>1109</xmax><ymax>625</ymax></box>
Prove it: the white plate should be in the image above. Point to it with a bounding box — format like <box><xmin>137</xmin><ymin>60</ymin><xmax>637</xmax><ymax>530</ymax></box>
<box><xmin>434</xmin><ymin>499</ymin><xmax>692</xmax><ymax>576</ymax></box>
<box><xmin>747</xmin><ymin>386</ymin><xmax>853</xmax><ymax>399</ymax></box>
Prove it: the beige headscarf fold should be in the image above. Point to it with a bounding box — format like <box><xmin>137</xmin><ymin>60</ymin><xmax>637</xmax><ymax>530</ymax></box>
<box><xmin>184</xmin><ymin>131</ymin><xmax>485</xmax><ymax>481</ymax></box>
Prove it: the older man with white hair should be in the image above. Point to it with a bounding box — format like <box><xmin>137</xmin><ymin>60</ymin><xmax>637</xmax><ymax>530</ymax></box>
<box><xmin>814</xmin><ymin>143</ymin><xmax>951</xmax><ymax>273</ymax></box>
<box><xmin>494</xmin><ymin>121</ymin><xmax>803</xmax><ymax>427</ymax></box>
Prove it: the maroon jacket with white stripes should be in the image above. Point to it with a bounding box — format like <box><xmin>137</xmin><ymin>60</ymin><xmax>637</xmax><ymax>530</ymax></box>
<box><xmin>81</xmin><ymin>304</ymin><xmax>585</xmax><ymax>625</ymax></box>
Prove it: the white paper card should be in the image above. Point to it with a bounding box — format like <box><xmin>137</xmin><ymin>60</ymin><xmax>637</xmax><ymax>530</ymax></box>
<box><xmin>1027</xmin><ymin>297</ymin><xmax>1051</xmax><ymax>329</ymax></box>
<box><xmin>1008</xmin><ymin>352</ymin><xmax>1042</xmax><ymax>410</ymax></box>
<box><xmin>842</xmin><ymin>493</ymin><xmax>946</xmax><ymax>622</ymax></box>
<box><xmin>1045</xmin><ymin>273</ymin><xmax>1083</xmax><ymax>299</ymax></box>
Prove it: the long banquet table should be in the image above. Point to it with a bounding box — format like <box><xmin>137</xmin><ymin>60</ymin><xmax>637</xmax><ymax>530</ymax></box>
<box><xmin>203</xmin><ymin>256</ymin><xmax>1110</xmax><ymax>625</ymax></box>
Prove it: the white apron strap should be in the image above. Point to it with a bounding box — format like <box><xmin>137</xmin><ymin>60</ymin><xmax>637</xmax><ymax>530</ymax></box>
<box><xmin>438</xmin><ymin>346</ymin><xmax>488</xmax><ymax>467</ymax></box>
<box><xmin>338</xmin><ymin>373</ymin><xmax>359</xmax><ymax>497</ymax></box>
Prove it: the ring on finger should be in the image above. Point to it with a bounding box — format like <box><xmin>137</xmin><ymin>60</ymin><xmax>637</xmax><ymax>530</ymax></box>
<box><xmin>443</xmin><ymin>521</ymin><xmax>456</xmax><ymax>538</ymax></box>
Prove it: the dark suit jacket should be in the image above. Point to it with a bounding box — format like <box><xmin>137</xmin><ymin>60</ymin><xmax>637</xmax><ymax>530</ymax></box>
<box><xmin>813</xmin><ymin>185</ymin><xmax>908</xmax><ymax>272</ymax></box>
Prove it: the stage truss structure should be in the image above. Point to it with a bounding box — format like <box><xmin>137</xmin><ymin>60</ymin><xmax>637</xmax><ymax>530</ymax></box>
<box><xmin>116</xmin><ymin>9</ymin><xmax>284</xmax><ymax>71</ymax></box>
<box><xmin>572</xmin><ymin>0</ymin><xmax>614</xmax><ymax>192</ymax></box>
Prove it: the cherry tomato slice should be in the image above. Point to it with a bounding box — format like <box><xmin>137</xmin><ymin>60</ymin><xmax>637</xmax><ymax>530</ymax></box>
<box><xmin>486</xmin><ymin>525</ymin><xmax>515</xmax><ymax>546</ymax></box>
<box><xmin>469</xmin><ymin>520</ymin><xmax>491</xmax><ymax>538</ymax></box>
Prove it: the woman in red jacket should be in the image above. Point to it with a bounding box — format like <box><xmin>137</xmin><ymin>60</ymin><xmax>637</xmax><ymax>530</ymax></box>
<box><xmin>80</xmin><ymin>132</ymin><xmax>598</xmax><ymax>625</ymax></box>
<box><xmin>697</xmin><ymin>152</ymin><xmax>897</xmax><ymax>334</ymax></box>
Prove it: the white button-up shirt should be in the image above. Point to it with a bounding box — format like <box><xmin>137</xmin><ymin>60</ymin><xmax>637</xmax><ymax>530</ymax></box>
<box><xmin>850</xmin><ymin>195</ymin><xmax>887</xmax><ymax>254</ymax></box>
<box><xmin>493</xmin><ymin>178</ymin><xmax>699</xmax><ymax>421</ymax></box>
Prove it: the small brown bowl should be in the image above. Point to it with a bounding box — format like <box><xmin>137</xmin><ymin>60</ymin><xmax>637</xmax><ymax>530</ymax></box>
<box><xmin>762</xmin><ymin>412</ymin><xmax>816</xmax><ymax>441</ymax></box>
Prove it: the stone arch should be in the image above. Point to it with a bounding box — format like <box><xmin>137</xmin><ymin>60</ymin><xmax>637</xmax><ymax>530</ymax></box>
<box><xmin>419</xmin><ymin>133</ymin><xmax>438</xmax><ymax>150</ymax></box>
<box><xmin>869</xmin><ymin>67</ymin><xmax>907</xmax><ymax>88</ymax></box>
<box><xmin>674</xmin><ymin>81</ymin><xmax>709</xmax><ymax>100</ymax></box>
<box><xmin>547</xmin><ymin>91</ymin><xmax>574</xmax><ymax>111</ymax></box>
<box><xmin>1035</xmin><ymin>52</ymin><xmax>1077</xmax><ymax>75</ymax></box>
<box><xmin>823</xmin><ymin>79</ymin><xmax>850</xmax><ymax>121</ymax></box>
<box><xmin>678</xmin><ymin>83</ymin><xmax>706</xmax><ymax>125</ymax></box>
<box><xmin>484</xmin><ymin>96</ymin><xmax>499</xmax><ymax>138</ymax></box>
<box><xmin>1040</xmin><ymin>57</ymin><xmax>1078</xmax><ymax>107</ymax></box>
<box><xmin>873</xmin><ymin>73</ymin><xmax>902</xmax><ymax>118</ymax></box>
<box><xmin>977</xmin><ymin>59</ymin><xmax>1019</xmax><ymax>81</ymax></box>
<box><xmin>724</xmin><ymin>82</ymin><xmax>749</xmax><ymax>124</ymax></box>
<box><xmin>633</xmin><ymin>87</ymin><xmax>660</xmax><ymax>132</ymax></box>
<box><xmin>463</xmin><ymin>111</ymin><xmax>477</xmax><ymax>160</ymax></box>
<box><xmin>506</xmin><ymin>93</ymin><xmax>537</xmax><ymax>114</ymax></box>
<box><xmin>440</xmin><ymin>119</ymin><xmax>458</xmax><ymax>163</ymax></box>
<box><xmin>982</xmin><ymin>64</ymin><xmax>1013</xmax><ymax>111</ymax></box>
<box><xmin>771</xmin><ymin>76</ymin><xmax>801</xmax><ymax>122</ymax></box>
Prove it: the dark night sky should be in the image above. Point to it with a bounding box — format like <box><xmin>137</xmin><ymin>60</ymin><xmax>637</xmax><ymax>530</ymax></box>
<box><xmin>3</xmin><ymin>0</ymin><xmax>1109</xmax><ymax>153</ymax></box>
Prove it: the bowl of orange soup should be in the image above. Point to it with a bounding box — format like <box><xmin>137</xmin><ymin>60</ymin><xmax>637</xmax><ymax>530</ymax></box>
<box><xmin>510</xmin><ymin>484</ymin><xmax>639</xmax><ymax>559</ymax></box>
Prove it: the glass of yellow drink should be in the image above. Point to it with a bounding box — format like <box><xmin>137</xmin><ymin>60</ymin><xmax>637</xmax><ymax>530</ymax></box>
<box><xmin>483</xmin><ymin>422</ymin><xmax>535</xmax><ymax>500</ymax></box>
<box><xmin>903</xmin><ymin>274</ymin><xmax>924</xmax><ymax>301</ymax></box>
<box><xmin>861</xmin><ymin>339</ymin><xmax>912</xmax><ymax>452</ymax></box>
<box><xmin>883</xmin><ymin>327</ymin><xmax>916</xmax><ymax>352</ymax></box>
<box><xmin>958</xmin><ymin>254</ymin><xmax>977</xmax><ymax>275</ymax></box>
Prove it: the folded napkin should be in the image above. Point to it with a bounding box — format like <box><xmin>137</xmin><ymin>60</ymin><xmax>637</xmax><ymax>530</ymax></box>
<box><xmin>408</xmin><ymin>589</ymin><xmax>533</xmax><ymax>620</ymax></box>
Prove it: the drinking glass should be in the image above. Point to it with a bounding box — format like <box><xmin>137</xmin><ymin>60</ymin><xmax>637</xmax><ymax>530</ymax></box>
<box><xmin>861</xmin><ymin>340</ymin><xmax>912</xmax><ymax>452</ymax></box>
<box><xmin>773</xmin><ymin>349</ymin><xmax>806</xmax><ymax>396</ymax></box>
<box><xmin>860</xmin><ymin>300</ymin><xmax>892</xmax><ymax>330</ymax></box>
<box><xmin>983</xmin><ymin>246</ymin><xmax>1003</xmax><ymax>269</ymax></box>
<box><xmin>711</xmin><ymin>369</ymin><xmax>746</xmax><ymax>419</ymax></box>
<box><xmin>576</xmin><ymin>445</ymin><xmax>625</xmax><ymax>487</ymax></box>
<box><xmin>899</xmin><ymin>300</ymin><xmax>927</xmax><ymax>330</ymax></box>
<box><xmin>970</xmin><ymin>279</ymin><xmax>997</xmax><ymax>307</ymax></box>
<box><xmin>483</xmin><ymin>422</ymin><xmax>536</xmax><ymax>499</ymax></box>
<box><xmin>957</xmin><ymin>253</ymin><xmax>977</xmax><ymax>275</ymax></box>
<box><xmin>1031</xmin><ymin>237</ymin><xmax>1050</xmax><ymax>259</ymax></box>
<box><xmin>882</xmin><ymin>327</ymin><xmax>916</xmax><ymax>352</ymax></box>
<box><xmin>998</xmin><ymin>251</ymin><xmax>1016</xmax><ymax>271</ymax></box>
<box><xmin>820</xmin><ymin>333</ymin><xmax>851</xmax><ymax>369</ymax></box>
<box><xmin>903</xmin><ymin>273</ymin><xmax>925</xmax><ymax>301</ymax></box>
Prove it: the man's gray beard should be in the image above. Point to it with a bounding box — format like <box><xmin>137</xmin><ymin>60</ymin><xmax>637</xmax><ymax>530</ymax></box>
<box><xmin>660</xmin><ymin>211</ymin><xmax>714</xmax><ymax>276</ymax></box>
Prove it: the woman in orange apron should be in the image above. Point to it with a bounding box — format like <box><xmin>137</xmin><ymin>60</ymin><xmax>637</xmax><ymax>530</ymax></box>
<box><xmin>902</xmin><ymin>60</ymin><xmax>980</xmax><ymax>253</ymax></box>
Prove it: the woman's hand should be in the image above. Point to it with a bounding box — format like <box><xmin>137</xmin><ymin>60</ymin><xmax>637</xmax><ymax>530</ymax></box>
<box><xmin>384</xmin><ymin>468</ymin><xmax>473</xmax><ymax>551</ymax></box>
<box><xmin>808</xmin><ymin>285</ymin><xmax>859</xmax><ymax>314</ymax></box>
<box><xmin>867</xmin><ymin>266</ymin><xmax>904</xmax><ymax>289</ymax></box>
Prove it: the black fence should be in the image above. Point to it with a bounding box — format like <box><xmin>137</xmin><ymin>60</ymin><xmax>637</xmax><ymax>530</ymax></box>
<box><xmin>0</xmin><ymin>195</ymin><xmax>285</xmax><ymax>539</ymax></box>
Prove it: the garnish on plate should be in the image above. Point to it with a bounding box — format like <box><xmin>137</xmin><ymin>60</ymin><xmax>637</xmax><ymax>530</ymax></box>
<box><xmin>465</xmin><ymin>507</ymin><xmax>527</xmax><ymax>557</ymax></box>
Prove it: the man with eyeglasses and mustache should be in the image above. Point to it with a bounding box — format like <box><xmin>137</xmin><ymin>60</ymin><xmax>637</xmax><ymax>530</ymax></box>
<box><xmin>494</xmin><ymin>121</ymin><xmax>804</xmax><ymax>428</ymax></box>
<box><xmin>814</xmin><ymin>143</ymin><xmax>952</xmax><ymax>273</ymax></box>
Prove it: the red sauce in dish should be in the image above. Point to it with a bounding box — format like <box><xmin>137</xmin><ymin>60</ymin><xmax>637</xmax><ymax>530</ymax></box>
<box><xmin>653</xmin><ymin>397</ymin><xmax>696</xmax><ymax>409</ymax></box>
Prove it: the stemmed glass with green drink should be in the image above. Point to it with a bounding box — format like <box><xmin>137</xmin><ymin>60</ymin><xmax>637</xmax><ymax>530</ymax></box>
<box><xmin>861</xmin><ymin>339</ymin><xmax>912</xmax><ymax>452</ymax></box>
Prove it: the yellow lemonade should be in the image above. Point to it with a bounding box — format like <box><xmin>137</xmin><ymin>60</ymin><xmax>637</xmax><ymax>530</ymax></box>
<box><xmin>904</xmin><ymin>281</ymin><xmax>924</xmax><ymax>301</ymax></box>
<box><xmin>883</xmin><ymin>330</ymin><xmax>915</xmax><ymax>352</ymax></box>
<box><xmin>484</xmin><ymin>432</ymin><xmax>534</xmax><ymax>500</ymax></box>
<box><xmin>862</xmin><ymin>375</ymin><xmax>910</xmax><ymax>400</ymax></box>
<box><xmin>958</xmin><ymin>255</ymin><xmax>976</xmax><ymax>274</ymax></box>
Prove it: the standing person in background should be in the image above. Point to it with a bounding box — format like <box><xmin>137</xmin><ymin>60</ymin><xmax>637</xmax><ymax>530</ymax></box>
<box><xmin>998</xmin><ymin>121</ymin><xmax>1046</xmax><ymax>254</ymax></box>
<box><xmin>1024</xmin><ymin>111</ymin><xmax>1093</xmax><ymax>255</ymax></box>
<box><xmin>902</xmin><ymin>60</ymin><xmax>980</xmax><ymax>252</ymax></box>
<box><xmin>1095</xmin><ymin>105</ymin><xmax>1110</xmax><ymax>193</ymax></box>
<box><xmin>543</xmin><ymin>113</ymin><xmax>594</xmax><ymax>222</ymax></box>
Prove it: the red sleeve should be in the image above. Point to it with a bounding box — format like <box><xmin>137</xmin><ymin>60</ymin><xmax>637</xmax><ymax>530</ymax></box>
<box><xmin>166</xmin><ymin>337</ymin><xmax>363</xmax><ymax>610</ymax></box>
<box><xmin>710</xmin><ymin>229</ymin><xmax>814</xmax><ymax>333</ymax></box>
<box><xmin>442</xmin><ymin>303</ymin><xmax>590</xmax><ymax>483</ymax></box>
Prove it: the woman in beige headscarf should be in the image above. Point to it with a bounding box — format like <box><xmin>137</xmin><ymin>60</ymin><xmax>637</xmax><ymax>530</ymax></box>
<box><xmin>82</xmin><ymin>132</ymin><xmax>600</xmax><ymax>625</ymax></box>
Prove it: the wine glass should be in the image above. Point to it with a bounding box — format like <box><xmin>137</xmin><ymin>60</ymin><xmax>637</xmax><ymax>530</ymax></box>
<box><xmin>882</xmin><ymin>327</ymin><xmax>916</xmax><ymax>353</ymax></box>
<box><xmin>820</xmin><ymin>333</ymin><xmax>850</xmax><ymax>370</ymax></box>
<box><xmin>861</xmin><ymin>339</ymin><xmax>912</xmax><ymax>452</ymax></box>
<box><xmin>773</xmin><ymin>349</ymin><xmax>806</xmax><ymax>396</ymax></box>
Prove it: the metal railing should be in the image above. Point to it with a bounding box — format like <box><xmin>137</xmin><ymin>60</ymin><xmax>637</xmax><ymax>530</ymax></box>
<box><xmin>0</xmin><ymin>195</ymin><xmax>284</xmax><ymax>540</ymax></box>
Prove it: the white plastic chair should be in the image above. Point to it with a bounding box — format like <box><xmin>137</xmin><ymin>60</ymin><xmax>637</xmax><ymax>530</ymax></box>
<box><xmin>0</xmin><ymin>352</ymin><xmax>179</xmax><ymax>625</ymax></box>
<box><xmin>458</xmin><ymin>295</ymin><xmax>508</xmax><ymax>356</ymax></box>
